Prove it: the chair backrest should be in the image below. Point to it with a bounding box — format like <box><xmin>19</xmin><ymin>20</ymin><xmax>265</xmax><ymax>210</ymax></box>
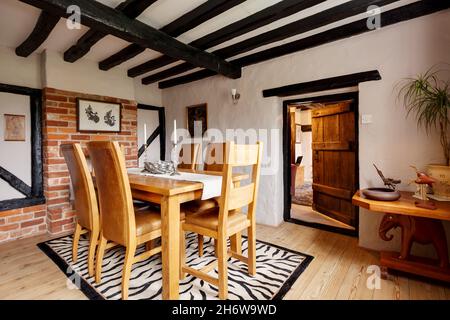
<box><xmin>218</xmin><ymin>141</ymin><xmax>263</xmax><ymax>233</ymax></box>
<box><xmin>61</xmin><ymin>143</ymin><xmax>99</xmax><ymax>231</ymax></box>
<box><xmin>177</xmin><ymin>143</ymin><xmax>200</xmax><ymax>170</ymax></box>
<box><xmin>87</xmin><ymin>141</ymin><xmax>135</xmax><ymax>246</ymax></box>
<box><xmin>203</xmin><ymin>142</ymin><xmax>226</xmax><ymax>172</ymax></box>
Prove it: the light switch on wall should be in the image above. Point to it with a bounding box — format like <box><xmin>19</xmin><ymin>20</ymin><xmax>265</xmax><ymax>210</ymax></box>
<box><xmin>361</xmin><ymin>114</ymin><xmax>373</xmax><ymax>124</ymax></box>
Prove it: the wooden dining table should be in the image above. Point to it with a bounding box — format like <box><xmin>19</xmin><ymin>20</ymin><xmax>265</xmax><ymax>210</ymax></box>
<box><xmin>128</xmin><ymin>169</ymin><xmax>248</xmax><ymax>300</ymax></box>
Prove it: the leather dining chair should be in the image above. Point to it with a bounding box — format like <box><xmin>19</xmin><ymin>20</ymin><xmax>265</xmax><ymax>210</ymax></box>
<box><xmin>87</xmin><ymin>141</ymin><xmax>183</xmax><ymax>300</ymax></box>
<box><xmin>180</xmin><ymin>141</ymin><xmax>263</xmax><ymax>299</ymax></box>
<box><xmin>61</xmin><ymin>143</ymin><xmax>100</xmax><ymax>278</ymax></box>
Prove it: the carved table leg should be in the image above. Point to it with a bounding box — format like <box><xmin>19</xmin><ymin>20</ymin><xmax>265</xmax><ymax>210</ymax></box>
<box><xmin>378</xmin><ymin>213</ymin><xmax>450</xmax><ymax>282</ymax></box>
<box><xmin>380</xmin><ymin>265</ymin><xmax>389</xmax><ymax>280</ymax></box>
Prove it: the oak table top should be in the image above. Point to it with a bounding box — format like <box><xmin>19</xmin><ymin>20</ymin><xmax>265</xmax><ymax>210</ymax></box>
<box><xmin>128</xmin><ymin>169</ymin><xmax>248</xmax><ymax>196</ymax></box>
<box><xmin>352</xmin><ymin>190</ymin><xmax>450</xmax><ymax>221</ymax></box>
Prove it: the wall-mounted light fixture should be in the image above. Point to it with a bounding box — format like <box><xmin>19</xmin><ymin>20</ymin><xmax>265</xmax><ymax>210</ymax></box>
<box><xmin>231</xmin><ymin>88</ymin><xmax>240</xmax><ymax>104</ymax></box>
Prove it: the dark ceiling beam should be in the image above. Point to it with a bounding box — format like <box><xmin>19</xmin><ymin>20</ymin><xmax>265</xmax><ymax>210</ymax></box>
<box><xmin>101</xmin><ymin>0</ymin><xmax>246</xmax><ymax>71</ymax></box>
<box><xmin>148</xmin><ymin>0</ymin><xmax>397</xmax><ymax>84</ymax></box>
<box><xmin>132</xmin><ymin>0</ymin><xmax>324</xmax><ymax>78</ymax></box>
<box><xmin>15</xmin><ymin>11</ymin><xmax>60</xmax><ymax>57</ymax></box>
<box><xmin>262</xmin><ymin>70</ymin><xmax>381</xmax><ymax>98</ymax></box>
<box><xmin>63</xmin><ymin>0</ymin><xmax>158</xmax><ymax>63</ymax></box>
<box><xmin>20</xmin><ymin>0</ymin><xmax>241</xmax><ymax>79</ymax></box>
<box><xmin>158</xmin><ymin>0</ymin><xmax>450</xmax><ymax>89</ymax></box>
<box><xmin>159</xmin><ymin>69</ymin><xmax>217</xmax><ymax>89</ymax></box>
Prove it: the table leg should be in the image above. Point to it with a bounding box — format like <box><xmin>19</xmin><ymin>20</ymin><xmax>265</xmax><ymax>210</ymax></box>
<box><xmin>161</xmin><ymin>195</ymin><xmax>180</xmax><ymax>300</ymax></box>
<box><xmin>378</xmin><ymin>213</ymin><xmax>450</xmax><ymax>282</ymax></box>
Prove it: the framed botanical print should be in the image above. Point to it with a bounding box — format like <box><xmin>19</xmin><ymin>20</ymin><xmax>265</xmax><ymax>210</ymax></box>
<box><xmin>186</xmin><ymin>103</ymin><xmax>207</xmax><ymax>137</ymax></box>
<box><xmin>4</xmin><ymin>114</ymin><xmax>26</xmax><ymax>141</ymax></box>
<box><xmin>77</xmin><ymin>98</ymin><xmax>122</xmax><ymax>133</ymax></box>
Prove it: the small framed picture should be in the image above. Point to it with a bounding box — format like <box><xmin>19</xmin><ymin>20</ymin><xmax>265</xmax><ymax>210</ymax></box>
<box><xmin>4</xmin><ymin>114</ymin><xmax>26</xmax><ymax>141</ymax></box>
<box><xmin>295</xmin><ymin>124</ymin><xmax>302</xmax><ymax>144</ymax></box>
<box><xmin>186</xmin><ymin>103</ymin><xmax>207</xmax><ymax>137</ymax></box>
<box><xmin>77</xmin><ymin>98</ymin><xmax>122</xmax><ymax>133</ymax></box>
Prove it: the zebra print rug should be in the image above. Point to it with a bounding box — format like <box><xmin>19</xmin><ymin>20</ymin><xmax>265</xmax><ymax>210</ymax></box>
<box><xmin>38</xmin><ymin>233</ymin><xmax>313</xmax><ymax>300</ymax></box>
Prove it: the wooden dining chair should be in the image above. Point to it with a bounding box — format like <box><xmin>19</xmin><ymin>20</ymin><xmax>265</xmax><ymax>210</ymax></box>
<box><xmin>181</xmin><ymin>142</ymin><xmax>226</xmax><ymax>256</ymax></box>
<box><xmin>61</xmin><ymin>143</ymin><xmax>100</xmax><ymax>277</ymax></box>
<box><xmin>180</xmin><ymin>141</ymin><xmax>263</xmax><ymax>299</ymax></box>
<box><xmin>87</xmin><ymin>141</ymin><xmax>176</xmax><ymax>300</ymax></box>
<box><xmin>177</xmin><ymin>143</ymin><xmax>200</xmax><ymax>170</ymax></box>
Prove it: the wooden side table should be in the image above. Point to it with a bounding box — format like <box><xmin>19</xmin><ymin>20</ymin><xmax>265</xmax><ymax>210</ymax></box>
<box><xmin>352</xmin><ymin>191</ymin><xmax>450</xmax><ymax>282</ymax></box>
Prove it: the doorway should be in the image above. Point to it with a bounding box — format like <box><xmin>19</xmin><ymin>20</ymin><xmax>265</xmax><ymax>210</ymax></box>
<box><xmin>283</xmin><ymin>92</ymin><xmax>359</xmax><ymax>236</ymax></box>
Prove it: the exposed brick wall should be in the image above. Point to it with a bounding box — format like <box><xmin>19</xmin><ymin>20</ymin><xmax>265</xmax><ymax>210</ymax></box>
<box><xmin>0</xmin><ymin>204</ymin><xmax>47</xmax><ymax>242</ymax></box>
<box><xmin>42</xmin><ymin>88</ymin><xmax>138</xmax><ymax>235</ymax></box>
<box><xmin>0</xmin><ymin>88</ymin><xmax>138</xmax><ymax>244</ymax></box>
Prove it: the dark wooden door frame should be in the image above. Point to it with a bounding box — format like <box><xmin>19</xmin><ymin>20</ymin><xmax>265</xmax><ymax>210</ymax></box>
<box><xmin>282</xmin><ymin>92</ymin><xmax>359</xmax><ymax>237</ymax></box>
<box><xmin>0</xmin><ymin>83</ymin><xmax>45</xmax><ymax>211</ymax></box>
<box><xmin>137</xmin><ymin>104</ymin><xmax>166</xmax><ymax>161</ymax></box>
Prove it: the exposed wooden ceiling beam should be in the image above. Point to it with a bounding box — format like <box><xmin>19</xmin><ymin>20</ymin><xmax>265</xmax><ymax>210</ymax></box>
<box><xmin>131</xmin><ymin>0</ymin><xmax>324</xmax><ymax>78</ymax></box>
<box><xmin>20</xmin><ymin>0</ymin><xmax>241</xmax><ymax>79</ymax></box>
<box><xmin>63</xmin><ymin>0</ymin><xmax>158</xmax><ymax>62</ymax></box>
<box><xmin>100</xmin><ymin>0</ymin><xmax>246</xmax><ymax>71</ymax></box>
<box><xmin>262</xmin><ymin>70</ymin><xmax>381</xmax><ymax>97</ymax></box>
<box><xmin>158</xmin><ymin>0</ymin><xmax>450</xmax><ymax>89</ymax></box>
<box><xmin>15</xmin><ymin>11</ymin><xmax>60</xmax><ymax>57</ymax></box>
<box><xmin>146</xmin><ymin>0</ymin><xmax>397</xmax><ymax>84</ymax></box>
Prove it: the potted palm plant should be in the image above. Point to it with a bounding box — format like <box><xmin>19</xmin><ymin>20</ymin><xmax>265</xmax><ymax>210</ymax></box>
<box><xmin>398</xmin><ymin>66</ymin><xmax>450</xmax><ymax>199</ymax></box>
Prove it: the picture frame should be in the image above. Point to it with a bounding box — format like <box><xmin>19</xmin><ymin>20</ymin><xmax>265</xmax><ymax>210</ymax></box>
<box><xmin>76</xmin><ymin>98</ymin><xmax>122</xmax><ymax>133</ymax></box>
<box><xmin>4</xmin><ymin>114</ymin><xmax>26</xmax><ymax>141</ymax></box>
<box><xmin>186</xmin><ymin>103</ymin><xmax>207</xmax><ymax>137</ymax></box>
<box><xmin>295</xmin><ymin>124</ymin><xmax>302</xmax><ymax>144</ymax></box>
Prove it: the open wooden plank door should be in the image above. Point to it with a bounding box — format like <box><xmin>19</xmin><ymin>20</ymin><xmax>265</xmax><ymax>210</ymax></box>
<box><xmin>311</xmin><ymin>100</ymin><xmax>358</xmax><ymax>227</ymax></box>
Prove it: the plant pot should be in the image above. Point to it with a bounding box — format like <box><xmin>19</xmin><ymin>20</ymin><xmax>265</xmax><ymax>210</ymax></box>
<box><xmin>427</xmin><ymin>164</ymin><xmax>450</xmax><ymax>199</ymax></box>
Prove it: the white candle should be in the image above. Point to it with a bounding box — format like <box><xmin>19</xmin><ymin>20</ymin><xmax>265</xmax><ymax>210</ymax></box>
<box><xmin>144</xmin><ymin>123</ymin><xmax>147</xmax><ymax>145</ymax></box>
<box><xmin>173</xmin><ymin>120</ymin><xmax>177</xmax><ymax>144</ymax></box>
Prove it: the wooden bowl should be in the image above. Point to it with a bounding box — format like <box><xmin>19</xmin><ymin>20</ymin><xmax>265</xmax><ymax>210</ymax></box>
<box><xmin>362</xmin><ymin>188</ymin><xmax>401</xmax><ymax>201</ymax></box>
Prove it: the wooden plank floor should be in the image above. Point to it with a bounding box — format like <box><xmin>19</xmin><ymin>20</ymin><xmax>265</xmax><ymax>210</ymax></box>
<box><xmin>0</xmin><ymin>222</ymin><xmax>449</xmax><ymax>300</ymax></box>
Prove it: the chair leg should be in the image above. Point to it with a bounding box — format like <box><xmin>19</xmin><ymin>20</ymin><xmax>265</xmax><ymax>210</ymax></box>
<box><xmin>230</xmin><ymin>232</ymin><xmax>242</xmax><ymax>255</ymax></box>
<box><xmin>217</xmin><ymin>235</ymin><xmax>228</xmax><ymax>300</ymax></box>
<box><xmin>72</xmin><ymin>223</ymin><xmax>82</xmax><ymax>263</ymax></box>
<box><xmin>214</xmin><ymin>239</ymin><xmax>218</xmax><ymax>258</ymax></box>
<box><xmin>180</xmin><ymin>229</ymin><xmax>186</xmax><ymax>280</ymax></box>
<box><xmin>95</xmin><ymin>234</ymin><xmax>107</xmax><ymax>284</ymax></box>
<box><xmin>197</xmin><ymin>234</ymin><xmax>204</xmax><ymax>257</ymax></box>
<box><xmin>87</xmin><ymin>229</ymin><xmax>99</xmax><ymax>277</ymax></box>
<box><xmin>146</xmin><ymin>240</ymin><xmax>153</xmax><ymax>251</ymax></box>
<box><xmin>247</xmin><ymin>226</ymin><xmax>256</xmax><ymax>276</ymax></box>
<box><xmin>122</xmin><ymin>244</ymin><xmax>136</xmax><ymax>300</ymax></box>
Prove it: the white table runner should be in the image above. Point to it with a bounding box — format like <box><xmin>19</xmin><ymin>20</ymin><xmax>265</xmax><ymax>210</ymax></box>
<box><xmin>127</xmin><ymin>168</ymin><xmax>222</xmax><ymax>200</ymax></box>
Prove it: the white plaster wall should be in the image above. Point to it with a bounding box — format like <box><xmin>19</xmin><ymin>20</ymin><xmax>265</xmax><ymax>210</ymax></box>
<box><xmin>162</xmin><ymin>10</ymin><xmax>450</xmax><ymax>252</ymax></box>
<box><xmin>0</xmin><ymin>92</ymin><xmax>31</xmax><ymax>200</ymax></box>
<box><xmin>42</xmin><ymin>51</ymin><xmax>135</xmax><ymax>100</ymax></box>
<box><xmin>0</xmin><ymin>47</ymin><xmax>41</xmax><ymax>89</ymax></box>
<box><xmin>134</xmin><ymin>79</ymin><xmax>163</xmax><ymax>107</ymax></box>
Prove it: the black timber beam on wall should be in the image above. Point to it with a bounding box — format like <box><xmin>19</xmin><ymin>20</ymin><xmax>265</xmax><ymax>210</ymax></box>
<box><xmin>158</xmin><ymin>0</ymin><xmax>450</xmax><ymax>89</ymax></box>
<box><xmin>20</xmin><ymin>0</ymin><xmax>241</xmax><ymax>79</ymax></box>
<box><xmin>0</xmin><ymin>166</ymin><xmax>32</xmax><ymax>197</ymax></box>
<box><xmin>0</xmin><ymin>83</ymin><xmax>44</xmax><ymax>212</ymax></box>
<box><xmin>145</xmin><ymin>0</ymin><xmax>397</xmax><ymax>84</ymax></box>
<box><xmin>100</xmin><ymin>0</ymin><xmax>246</xmax><ymax>71</ymax></box>
<box><xmin>262</xmin><ymin>70</ymin><xmax>381</xmax><ymax>98</ymax></box>
<box><xmin>133</xmin><ymin>0</ymin><xmax>325</xmax><ymax>79</ymax></box>
<box><xmin>63</xmin><ymin>0</ymin><xmax>158</xmax><ymax>62</ymax></box>
<box><xmin>137</xmin><ymin>104</ymin><xmax>166</xmax><ymax>161</ymax></box>
<box><xmin>15</xmin><ymin>11</ymin><xmax>60</xmax><ymax>57</ymax></box>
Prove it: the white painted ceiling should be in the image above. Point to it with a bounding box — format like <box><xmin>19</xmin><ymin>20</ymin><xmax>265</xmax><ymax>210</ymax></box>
<box><xmin>0</xmin><ymin>0</ymin><xmax>418</xmax><ymax>81</ymax></box>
